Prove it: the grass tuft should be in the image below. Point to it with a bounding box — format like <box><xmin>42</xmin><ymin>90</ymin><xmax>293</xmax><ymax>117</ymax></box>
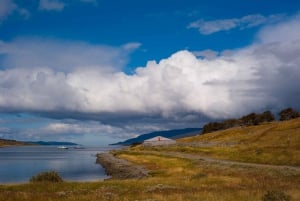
<box><xmin>262</xmin><ymin>190</ymin><xmax>291</xmax><ymax>201</ymax></box>
<box><xmin>29</xmin><ymin>171</ymin><xmax>63</xmax><ymax>183</ymax></box>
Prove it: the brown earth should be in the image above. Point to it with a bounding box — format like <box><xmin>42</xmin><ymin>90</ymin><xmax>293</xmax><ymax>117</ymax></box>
<box><xmin>96</xmin><ymin>152</ymin><xmax>148</xmax><ymax>179</ymax></box>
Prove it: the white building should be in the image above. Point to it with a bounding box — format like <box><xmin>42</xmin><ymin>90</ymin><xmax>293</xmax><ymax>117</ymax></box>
<box><xmin>143</xmin><ymin>136</ymin><xmax>176</xmax><ymax>146</ymax></box>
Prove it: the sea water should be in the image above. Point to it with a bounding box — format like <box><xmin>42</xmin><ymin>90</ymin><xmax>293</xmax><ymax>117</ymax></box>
<box><xmin>0</xmin><ymin>146</ymin><xmax>114</xmax><ymax>184</ymax></box>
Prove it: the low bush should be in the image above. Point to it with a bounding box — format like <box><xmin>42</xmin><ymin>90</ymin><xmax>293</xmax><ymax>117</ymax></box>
<box><xmin>29</xmin><ymin>171</ymin><xmax>63</xmax><ymax>183</ymax></box>
<box><xmin>279</xmin><ymin>108</ymin><xmax>300</xmax><ymax>121</ymax></box>
<box><xmin>262</xmin><ymin>190</ymin><xmax>291</xmax><ymax>201</ymax></box>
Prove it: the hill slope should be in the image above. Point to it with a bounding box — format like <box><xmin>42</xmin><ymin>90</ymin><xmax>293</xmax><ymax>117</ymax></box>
<box><xmin>0</xmin><ymin>139</ymin><xmax>78</xmax><ymax>147</ymax></box>
<box><xmin>177</xmin><ymin>118</ymin><xmax>300</xmax><ymax>165</ymax></box>
<box><xmin>26</xmin><ymin>141</ymin><xmax>78</xmax><ymax>146</ymax></box>
<box><xmin>112</xmin><ymin>128</ymin><xmax>202</xmax><ymax>145</ymax></box>
<box><xmin>0</xmin><ymin>139</ymin><xmax>32</xmax><ymax>147</ymax></box>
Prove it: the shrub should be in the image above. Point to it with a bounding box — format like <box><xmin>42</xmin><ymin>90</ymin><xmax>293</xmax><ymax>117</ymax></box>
<box><xmin>279</xmin><ymin>108</ymin><xmax>300</xmax><ymax>121</ymax></box>
<box><xmin>262</xmin><ymin>190</ymin><xmax>291</xmax><ymax>201</ymax></box>
<box><xmin>30</xmin><ymin>171</ymin><xmax>63</xmax><ymax>183</ymax></box>
<box><xmin>202</xmin><ymin>122</ymin><xmax>225</xmax><ymax>134</ymax></box>
<box><xmin>202</xmin><ymin>111</ymin><xmax>275</xmax><ymax>134</ymax></box>
<box><xmin>259</xmin><ymin>111</ymin><xmax>275</xmax><ymax>123</ymax></box>
<box><xmin>240</xmin><ymin>112</ymin><xmax>259</xmax><ymax>126</ymax></box>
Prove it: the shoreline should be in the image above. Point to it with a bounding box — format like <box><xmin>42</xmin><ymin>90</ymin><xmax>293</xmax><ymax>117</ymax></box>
<box><xmin>96</xmin><ymin>152</ymin><xmax>148</xmax><ymax>180</ymax></box>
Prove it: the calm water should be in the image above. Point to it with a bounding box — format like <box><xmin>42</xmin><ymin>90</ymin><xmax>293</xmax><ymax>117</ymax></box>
<box><xmin>0</xmin><ymin>146</ymin><xmax>115</xmax><ymax>184</ymax></box>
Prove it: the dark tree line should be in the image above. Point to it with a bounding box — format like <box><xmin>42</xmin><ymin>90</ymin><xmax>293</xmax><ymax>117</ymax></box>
<box><xmin>279</xmin><ymin>108</ymin><xmax>300</xmax><ymax>121</ymax></box>
<box><xmin>202</xmin><ymin>108</ymin><xmax>299</xmax><ymax>134</ymax></box>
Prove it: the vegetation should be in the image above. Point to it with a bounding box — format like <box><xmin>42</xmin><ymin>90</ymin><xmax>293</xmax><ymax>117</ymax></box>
<box><xmin>262</xmin><ymin>190</ymin><xmax>291</xmax><ymax>201</ymax></box>
<box><xmin>202</xmin><ymin>110</ymin><xmax>275</xmax><ymax>134</ymax></box>
<box><xmin>29</xmin><ymin>171</ymin><xmax>63</xmax><ymax>183</ymax></box>
<box><xmin>0</xmin><ymin>138</ymin><xmax>31</xmax><ymax>147</ymax></box>
<box><xmin>0</xmin><ymin>117</ymin><xmax>299</xmax><ymax>201</ymax></box>
<box><xmin>202</xmin><ymin>108</ymin><xmax>300</xmax><ymax>134</ymax></box>
<box><xmin>279</xmin><ymin>108</ymin><xmax>300</xmax><ymax>121</ymax></box>
<box><xmin>176</xmin><ymin>117</ymin><xmax>300</xmax><ymax>165</ymax></box>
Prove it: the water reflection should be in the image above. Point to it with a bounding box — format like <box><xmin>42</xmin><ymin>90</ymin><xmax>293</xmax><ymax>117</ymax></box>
<box><xmin>0</xmin><ymin>146</ymin><xmax>114</xmax><ymax>183</ymax></box>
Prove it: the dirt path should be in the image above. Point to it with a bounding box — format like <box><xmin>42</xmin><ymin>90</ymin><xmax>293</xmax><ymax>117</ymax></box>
<box><xmin>97</xmin><ymin>150</ymin><xmax>299</xmax><ymax>180</ymax></box>
<box><xmin>149</xmin><ymin>151</ymin><xmax>300</xmax><ymax>172</ymax></box>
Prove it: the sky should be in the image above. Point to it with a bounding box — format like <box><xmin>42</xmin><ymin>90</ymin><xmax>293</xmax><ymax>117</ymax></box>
<box><xmin>0</xmin><ymin>0</ymin><xmax>300</xmax><ymax>146</ymax></box>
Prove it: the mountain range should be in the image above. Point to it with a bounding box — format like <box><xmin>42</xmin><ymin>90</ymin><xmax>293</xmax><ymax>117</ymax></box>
<box><xmin>26</xmin><ymin>141</ymin><xmax>78</xmax><ymax>146</ymax></box>
<box><xmin>0</xmin><ymin>138</ymin><xmax>78</xmax><ymax>147</ymax></box>
<box><xmin>112</xmin><ymin>128</ymin><xmax>202</xmax><ymax>146</ymax></box>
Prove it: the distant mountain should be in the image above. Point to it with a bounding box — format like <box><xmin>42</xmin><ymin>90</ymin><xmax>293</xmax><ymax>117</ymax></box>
<box><xmin>0</xmin><ymin>138</ymin><xmax>78</xmax><ymax>147</ymax></box>
<box><xmin>111</xmin><ymin>128</ymin><xmax>202</xmax><ymax>146</ymax></box>
<box><xmin>27</xmin><ymin>141</ymin><xmax>78</xmax><ymax>146</ymax></box>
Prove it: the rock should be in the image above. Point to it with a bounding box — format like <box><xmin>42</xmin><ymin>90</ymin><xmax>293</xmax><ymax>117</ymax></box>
<box><xmin>96</xmin><ymin>153</ymin><xmax>148</xmax><ymax>179</ymax></box>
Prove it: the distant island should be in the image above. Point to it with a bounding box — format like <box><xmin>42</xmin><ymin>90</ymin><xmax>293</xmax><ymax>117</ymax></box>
<box><xmin>26</xmin><ymin>141</ymin><xmax>78</xmax><ymax>146</ymax></box>
<box><xmin>111</xmin><ymin>127</ymin><xmax>202</xmax><ymax>146</ymax></box>
<box><xmin>0</xmin><ymin>138</ymin><xmax>32</xmax><ymax>147</ymax></box>
<box><xmin>0</xmin><ymin>138</ymin><xmax>78</xmax><ymax>147</ymax></box>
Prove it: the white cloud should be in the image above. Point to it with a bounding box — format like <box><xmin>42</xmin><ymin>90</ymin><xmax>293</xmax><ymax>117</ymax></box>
<box><xmin>39</xmin><ymin>0</ymin><xmax>65</xmax><ymax>11</ymax></box>
<box><xmin>0</xmin><ymin>37</ymin><xmax>130</xmax><ymax>72</ymax></box>
<box><xmin>79</xmin><ymin>0</ymin><xmax>98</xmax><ymax>4</ymax></box>
<box><xmin>122</xmin><ymin>42</ymin><xmax>142</xmax><ymax>51</ymax></box>
<box><xmin>257</xmin><ymin>14</ymin><xmax>300</xmax><ymax>44</ymax></box>
<box><xmin>192</xmin><ymin>49</ymin><xmax>218</xmax><ymax>60</ymax></box>
<box><xmin>189</xmin><ymin>18</ymin><xmax>237</xmax><ymax>35</ymax></box>
<box><xmin>37</xmin><ymin>0</ymin><xmax>99</xmax><ymax>12</ymax></box>
<box><xmin>16</xmin><ymin>119</ymin><xmax>163</xmax><ymax>143</ymax></box>
<box><xmin>0</xmin><ymin>0</ymin><xmax>29</xmax><ymax>22</ymax></box>
<box><xmin>188</xmin><ymin>14</ymin><xmax>284</xmax><ymax>35</ymax></box>
<box><xmin>43</xmin><ymin>121</ymin><xmax>122</xmax><ymax>136</ymax></box>
<box><xmin>0</xmin><ymin>0</ymin><xmax>16</xmax><ymax>20</ymax></box>
<box><xmin>0</xmin><ymin>13</ymin><xmax>300</xmax><ymax>133</ymax></box>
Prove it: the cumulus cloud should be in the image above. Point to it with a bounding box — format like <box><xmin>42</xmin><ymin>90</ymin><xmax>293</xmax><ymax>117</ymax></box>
<box><xmin>257</xmin><ymin>14</ymin><xmax>300</xmax><ymax>44</ymax></box>
<box><xmin>2</xmin><ymin>118</ymin><xmax>166</xmax><ymax>143</ymax></box>
<box><xmin>39</xmin><ymin>121</ymin><xmax>131</xmax><ymax>141</ymax></box>
<box><xmin>192</xmin><ymin>49</ymin><xmax>219</xmax><ymax>60</ymax></box>
<box><xmin>1</xmin><ymin>13</ymin><xmax>300</xmax><ymax>138</ymax></box>
<box><xmin>188</xmin><ymin>14</ymin><xmax>284</xmax><ymax>35</ymax></box>
<box><xmin>39</xmin><ymin>0</ymin><xmax>65</xmax><ymax>11</ymax></box>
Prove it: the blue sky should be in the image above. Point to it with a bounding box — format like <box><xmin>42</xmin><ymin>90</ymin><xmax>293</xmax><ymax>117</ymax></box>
<box><xmin>0</xmin><ymin>0</ymin><xmax>300</xmax><ymax>145</ymax></box>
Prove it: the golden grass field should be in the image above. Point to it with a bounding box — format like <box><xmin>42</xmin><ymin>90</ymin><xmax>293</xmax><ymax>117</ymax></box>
<box><xmin>0</xmin><ymin>118</ymin><xmax>299</xmax><ymax>201</ymax></box>
<box><xmin>0</xmin><ymin>139</ymin><xmax>30</xmax><ymax>147</ymax></box>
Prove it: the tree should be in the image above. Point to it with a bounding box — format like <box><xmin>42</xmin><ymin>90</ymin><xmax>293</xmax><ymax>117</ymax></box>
<box><xmin>202</xmin><ymin>122</ymin><xmax>225</xmax><ymax>134</ymax></box>
<box><xmin>239</xmin><ymin>111</ymin><xmax>275</xmax><ymax>126</ymax></box>
<box><xmin>279</xmin><ymin>108</ymin><xmax>300</xmax><ymax>121</ymax></box>
<box><xmin>240</xmin><ymin>113</ymin><xmax>260</xmax><ymax>126</ymax></box>
<box><xmin>222</xmin><ymin>119</ymin><xmax>241</xmax><ymax>129</ymax></box>
<box><xmin>258</xmin><ymin>111</ymin><xmax>275</xmax><ymax>123</ymax></box>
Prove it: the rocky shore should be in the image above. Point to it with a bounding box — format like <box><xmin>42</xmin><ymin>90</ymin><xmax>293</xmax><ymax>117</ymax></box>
<box><xmin>96</xmin><ymin>153</ymin><xmax>148</xmax><ymax>179</ymax></box>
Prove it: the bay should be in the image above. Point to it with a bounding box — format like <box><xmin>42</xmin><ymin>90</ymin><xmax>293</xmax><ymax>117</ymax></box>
<box><xmin>0</xmin><ymin>146</ymin><xmax>115</xmax><ymax>184</ymax></box>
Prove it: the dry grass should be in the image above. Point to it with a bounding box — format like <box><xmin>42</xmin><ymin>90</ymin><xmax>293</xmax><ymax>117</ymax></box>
<box><xmin>153</xmin><ymin>118</ymin><xmax>300</xmax><ymax>165</ymax></box>
<box><xmin>1</xmin><ymin>152</ymin><xmax>298</xmax><ymax>201</ymax></box>
<box><xmin>0</xmin><ymin>118</ymin><xmax>299</xmax><ymax>201</ymax></box>
<box><xmin>0</xmin><ymin>139</ymin><xmax>31</xmax><ymax>147</ymax></box>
